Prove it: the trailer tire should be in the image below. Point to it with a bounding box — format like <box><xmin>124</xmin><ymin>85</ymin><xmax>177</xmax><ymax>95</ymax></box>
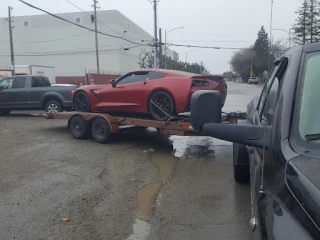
<box><xmin>69</xmin><ymin>115</ymin><xmax>89</xmax><ymax>139</ymax></box>
<box><xmin>92</xmin><ymin>118</ymin><xmax>111</xmax><ymax>144</ymax></box>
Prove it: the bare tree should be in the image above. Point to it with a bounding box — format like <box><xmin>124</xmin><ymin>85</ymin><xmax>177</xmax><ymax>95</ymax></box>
<box><xmin>137</xmin><ymin>49</ymin><xmax>154</xmax><ymax>69</ymax></box>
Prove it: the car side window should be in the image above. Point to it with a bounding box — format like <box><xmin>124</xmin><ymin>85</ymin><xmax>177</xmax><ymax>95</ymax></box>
<box><xmin>12</xmin><ymin>77</ymin><xmax>27</xmax><ymax>89</ymax></box>
<box><xmin>0</xmin><ymin>78</ymin><xmax>13</xmax><ymax>89</ymax></box>
<box><xmin>147</xmin><ymin>72</ymin><xmax>166</xmax><ymax>80</ymax></box>
<box><xmin>117</xmin><ymin>72</ymin><xmax>149</xmax><ymax>85</ymax></box>
<box><xmin>260</xmin><ymin>58</ymin><xmax>289</xmax><ymax>126</ymax></box>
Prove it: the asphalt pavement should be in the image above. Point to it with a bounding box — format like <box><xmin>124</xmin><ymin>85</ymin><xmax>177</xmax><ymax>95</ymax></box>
<box><xmin>0</xmin><ymin>81</ymin><xmax>262</xmax><ymax>240</ymax></box>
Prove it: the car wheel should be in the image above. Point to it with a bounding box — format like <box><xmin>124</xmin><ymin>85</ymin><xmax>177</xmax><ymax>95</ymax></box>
<box><xmin>45</xmin><ymin>100</ymin><xmax>62</xmax><ymax>113</ymax></box>
<box><xmin>233</xmin><ymin>143</ymin><xmax>250</xmax><ymax>183</ymax></box>
<box><xmin>92</xmin><ymin>118</ymin><xmax>111</xmax><ymax>144</ymax></box>
<box><xmin>74</xmin><ymin>92</ymin><xmax>91</xmax><ymax>112</ymax></box>
<box><xmin>0</xmin><ymin>110</ymin><xmax>11</xmax><ymax>116</ymax></box>
<box><xmin>148</xmin><ymin>91</ymin><xmax>175</xmax><ymax>121</ymax></box>
<box><xmin>69</xmin><ymin>115</ymin><xmax>89</xmax><ymax>139</ymax></box>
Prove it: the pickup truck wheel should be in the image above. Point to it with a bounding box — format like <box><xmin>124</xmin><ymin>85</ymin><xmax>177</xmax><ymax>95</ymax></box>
<box><xmin>233</xmin><ymin>143</ymin><xmax>250</xmax><ymax>183</ymax></box>
<box><xmin>45</xmin><ymin>100</ymin><xmax>62</xmax><ymax>113</ymax></box>
<box><xmin>92</xmin><ymin>118</ymin><xmax>111</xmax><ymax>144</ymax></box>
<box><xmin>0</xmin><ymin>110</ymin><xmax>11</xmax><ymax>116</ymax></box>
<box><xmin>69</xmin><ymin>115</ymin><xmax>89</xmax><ymax>139</ymax></box>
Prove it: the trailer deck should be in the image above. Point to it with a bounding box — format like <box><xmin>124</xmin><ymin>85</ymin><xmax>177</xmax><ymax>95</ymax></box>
<box><xmin>46</xmin><ymin>112</ymin><xmax>246</xmax><ymax>143</ymax></box>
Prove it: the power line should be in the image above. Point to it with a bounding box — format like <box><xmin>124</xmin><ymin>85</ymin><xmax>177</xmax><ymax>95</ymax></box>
<box><xmin>0</xmin><ymin>45</ymin><xmax>142</xmax><ymax>57</ymax></box>
<box><xmin>167</xmin><ymin>43</ymin><xmax>248</xmax><ymax>50</ymax></box>
<box><xmin>65</xmin><ymin>0</ymin><xmax>122</xmax><ymax>38</ymax></box>
<box><xmin>17</xmin><ymin>0</ymin><xmax>150</xmax><ymax>47</ymax></box>
<box><xmin>65</xmin><ymin>0</ymin><xmax>151</xmax><ymax>43</ymax></box>
<box><xmin>17</xmin><ymin>31</ymin><xmax>91</xmax><ymax>43</ymax></box>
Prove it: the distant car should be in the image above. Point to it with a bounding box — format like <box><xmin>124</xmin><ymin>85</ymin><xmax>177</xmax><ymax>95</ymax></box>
<box><xmin>0</xmin><ymin>75</ymin><xmax>77</xmax><ymax>115</ymax></box>
<box><xmin>73</xmin><ymin>69</ymin><xmax>228</xmax><ymax>121</ymax></box>
<box><xmin>248</xmin><ymin>77</ymin><xmax>258</xmax><ymax>84</ymax></box>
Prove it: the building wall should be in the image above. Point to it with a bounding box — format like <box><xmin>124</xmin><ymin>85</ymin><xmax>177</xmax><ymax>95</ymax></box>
<box><xmin>0</xmin><ymin>10</ymin><xmax>177</xmax><ymax>76</ymax></box>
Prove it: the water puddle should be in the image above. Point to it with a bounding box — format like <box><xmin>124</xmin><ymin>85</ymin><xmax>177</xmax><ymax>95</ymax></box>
<box><xmin>137</xmin><ymin>149</ymin><xmax>177</xmax><ymax>218</ymax></box>
<box><xmin>127</xmin><ymin>146</ymin><xmax>176</xmax><ymax>240</ymax></box>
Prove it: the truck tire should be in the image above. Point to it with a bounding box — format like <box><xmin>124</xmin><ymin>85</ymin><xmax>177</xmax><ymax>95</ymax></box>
<box><xmin>0</xmin><ymin>110</ymin><xmax>11</xmax><ymax>116</ymax></box>
<box><xmin>233</xmin><ymin>143</ymin><xmax>250</xmax><ymax>183</ymax></box>
<box><xmin>69</xmin><ymin>115</ymin><xmax>89</xmax><ymax>139</ymax></box>
<box><xmin>92</xmin><ymin>118</ymin><xmax>111</xmax><ymax>144</ymax></box>
<box><xmin>45</xmin><ymin>100</ymin><xmax>62</xmax><ymax>113</ymax></box>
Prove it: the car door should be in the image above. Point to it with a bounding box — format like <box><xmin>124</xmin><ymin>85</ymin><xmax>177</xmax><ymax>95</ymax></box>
<box><xmin>0</xmin><ymin>76</ymin><xmax>29</xmax><ymax>109</ymax></box>
<box><xmin>96</xmin><ymin>71</ymin><xmax>149</xmax><ymax>112</ymax></box>
<box><xmin>250</xmin><ymin>58</ymin><xmax>289</xmax><ymax>237</ymax></box>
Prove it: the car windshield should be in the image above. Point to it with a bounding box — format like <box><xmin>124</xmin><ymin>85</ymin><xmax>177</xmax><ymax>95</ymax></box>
<box><xmin>296</xmin><ymin>51</ymin><xmax>320</xmax><ymax>149</ymax></box>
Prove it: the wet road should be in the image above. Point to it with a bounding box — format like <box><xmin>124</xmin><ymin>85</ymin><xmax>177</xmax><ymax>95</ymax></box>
<box><xmin>0</xmin><ymin>82</ymin><xmax>262</xmax><ymax>240</ymax></box>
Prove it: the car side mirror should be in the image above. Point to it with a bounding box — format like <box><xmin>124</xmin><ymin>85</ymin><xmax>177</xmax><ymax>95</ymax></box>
<box><xmin>110</xmin><ymin>79</ymin><xmax>116</xmax><ymax>87</ymax></box>
<box><xmin>0</xmin><ymin>86</ymin><xmax>4</xmax><ymax>91</ymax></box>
<box><xmin>191</xmin><ymin>90</ymin><xmax>271</xmax><ymax>148</ymax></box>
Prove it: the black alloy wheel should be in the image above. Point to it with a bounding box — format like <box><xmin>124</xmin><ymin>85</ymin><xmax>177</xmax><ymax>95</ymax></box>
<box><xmin>148</xmin><ymin>91</ymin><xmax>175</xmax><ymax>121</ymax></box>
<box><xmin>74</xmin><ymin>92</ymin><xmax>91</xmax><ymax>112</ymax></box>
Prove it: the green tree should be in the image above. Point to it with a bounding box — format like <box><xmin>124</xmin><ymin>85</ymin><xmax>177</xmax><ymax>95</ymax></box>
<box><xmin>293</xmin><ymin>0</ymin><xmax>320</xmax><ymax>44</ymax></box>
<box><xmin>253</xmin><ymin>26</ymin><xmax>270</xmax><ymax>75</ymax></box>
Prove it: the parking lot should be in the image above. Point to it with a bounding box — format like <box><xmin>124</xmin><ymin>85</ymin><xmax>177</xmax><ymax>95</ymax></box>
<box><xmin>0</xmin><ymin>82</ymin><xmax>262</xmax><ymax>240</ymax></box>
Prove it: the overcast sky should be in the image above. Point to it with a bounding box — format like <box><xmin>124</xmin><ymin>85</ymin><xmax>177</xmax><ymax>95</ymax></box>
<box><xmin>1</xmin><ymin>0</ymin><xmax>302</xmax><ymax>74</ymax></box>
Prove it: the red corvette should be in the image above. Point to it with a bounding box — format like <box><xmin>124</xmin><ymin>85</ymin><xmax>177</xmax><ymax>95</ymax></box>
<box><xmin>73</xmin><ymin>69</ymin><xmax>227</xmax><ymax>121</ymax></box>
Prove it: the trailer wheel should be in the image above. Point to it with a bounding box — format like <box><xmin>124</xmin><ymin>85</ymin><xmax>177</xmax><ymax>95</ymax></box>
<box><xmin>69</xmin><ymin>115</ymin><xmax>89</xmax><ymax>139</ymax></box>
<box><xmin>92</xmin><ymin>118</ymin><xmax>111</xmax><ymax>144</ymax></box>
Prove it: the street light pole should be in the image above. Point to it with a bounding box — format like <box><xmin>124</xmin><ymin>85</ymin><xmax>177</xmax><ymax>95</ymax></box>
<box><xmin>268</xmin><ymin>0</ymin><xmax>274</xmax><ymax>71</ymax></box>
<box><xmin>186</xmin><ymin>50</ymin><xmax>197</xmax><ymax>62</ymax></box>
<box><xmin>164</xmin><ymin>26</ymin><xmax>184</xmax><ymax>68</ymax></box>
<box><xmin>273</xmin><ymin>28</ymin><xmax>293</xmax><ymax>48</ymax></box>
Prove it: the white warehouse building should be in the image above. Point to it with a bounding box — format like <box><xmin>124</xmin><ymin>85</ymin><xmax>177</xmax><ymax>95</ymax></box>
<box><xmin>0</xmin><ymin>10</ymin><xmax>178</xmax><ymax>77</ymax></box>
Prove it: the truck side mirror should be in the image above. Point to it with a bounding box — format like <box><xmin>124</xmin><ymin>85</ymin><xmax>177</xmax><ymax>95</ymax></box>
<box><xmin>110</xmin><ymin>79</ymin><xmax>116</xmax><ymax>87</ymax></box>
<box><xmin>191</xmin><ymin>90</ymin><xmax>271</xmax><ymax>148</ymax></box>
<box><xmin>191</xmin><ymin>90</ymin><xmax>222</xmax><ymax>131</ymax></box>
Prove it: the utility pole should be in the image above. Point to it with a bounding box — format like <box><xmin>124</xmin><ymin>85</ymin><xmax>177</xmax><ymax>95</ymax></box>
<box><xmin>200</xmin><ymin>61</ymin><xmax>203</xmax><ymax>74</ymax></box>
<box><xmin>159</xmin><ymin>28</ymin><xmax>162</xmax><ymax>68</ymax></box>
<box><xmin>8</xmin><ymin>6</ymin><xmax>15</xmax><ymax>74</ymax></box>
<box><xmin>152</xmin><ymin>0</ymin><xmax>158</xmax><ymax>68</ymax></box>
<box><xmin>164</xmin><ymin>30</ymin><xmax>167</xmax><ymax>68</ymax></box>
<box><xmin>93</xmin><ymin>0</ymin><xmax>100</xmax><ymax>74</ymax></box>
<box><xmin>268</xmin><ymin>0</ymin><xmax>274</xmax><ymax>71</ymax></box>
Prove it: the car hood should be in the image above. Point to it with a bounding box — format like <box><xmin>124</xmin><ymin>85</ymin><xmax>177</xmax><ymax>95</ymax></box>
<box><xmin>286</xmin><ymin>156</ymin><xmax>320</xmax><ymax>229</ymax></box>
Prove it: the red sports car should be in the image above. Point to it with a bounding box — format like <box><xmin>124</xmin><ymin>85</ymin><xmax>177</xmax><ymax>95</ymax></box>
<box><xmin>73</xmin><ymin>69</ymin><xmax>227</xmax><ymax>121</ymax></box>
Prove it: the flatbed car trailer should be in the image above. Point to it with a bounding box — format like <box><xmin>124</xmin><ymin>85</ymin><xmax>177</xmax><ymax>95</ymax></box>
<box><xmin>46</xmin><ymin>112</ymin><xmax>246</xmax><ymax>144</ymax></box>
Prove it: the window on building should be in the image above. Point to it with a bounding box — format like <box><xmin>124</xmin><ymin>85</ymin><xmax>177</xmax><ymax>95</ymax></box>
<box><xmin>76</xmin><ymin>18</ymin><xmax>81</xmax><ymax>23</ymax></box>
<box><xmin>24</xmin><ymin>21</ymin><xmax>28</xmax><ymax>26</ymax></box>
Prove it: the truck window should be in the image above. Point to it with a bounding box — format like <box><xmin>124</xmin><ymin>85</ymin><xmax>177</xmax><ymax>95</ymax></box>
<box><xmin>0</xmin><ymin>78</ymin><xmax>13</xmax><ymax>89</ymax></box>
<box><xmin>297</xmin><ymin>52</ymin><xmax>320</xmax><ymax>146</ymax></box>
<box><xmin>257</xmin><ymin>65</ymin><xmax>278</xmax><ymax>114</ymax></box>
<box><xmin>260</xmin><ymin>58</ymin><xmax>288</xmax><ymax>125</ymax></box>
<box><xmin>12</xmin><ymin>77</ymin><xmax>27</xmax><ymax>89</ymax></box>
<box><xmin>32</xmin><ymin>77</ymin><xmax>51</xmax><ymax>87</ymax></box>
